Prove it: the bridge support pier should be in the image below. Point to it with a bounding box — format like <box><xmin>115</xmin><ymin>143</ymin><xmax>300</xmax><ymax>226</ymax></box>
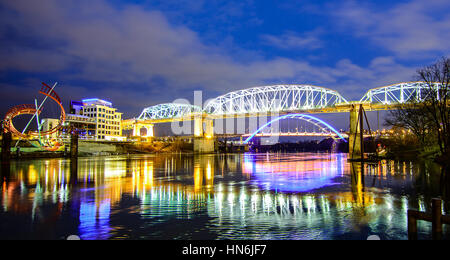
<box><xmin>204</xmin><ymin>119</ymin><xmax>214</xmax><ymax>139</ymax></box>
<box><xmin>349</xmin><ymin>104</ymin><xmax>364</xmax><ymax>160</ymax></box>
<box><xmin>194</xmin><ymin>118</ymin><xmax>203</xmax><ymax>137</ymax></box>
<box><xmin>133</xmin><ymin>123</ymin><xmax>154</xmax><ymax>138</ymax></box>
<box><xmin>133</xmin><ymin>124</ymin><xmax>139</xmax><ymax>137</ymax></box>
<box><xmin>194</xmin><ymin>137</ymin><xmax>215</xmax><ymax>153</ymax></box>
<box><xmin>143</xmin><ymin>125</ymin><xmax>154</xmax><ymax>138</ymax></box>
<box><xmin>193</xmin><ymin>118</ymin><xmax>215</xmax><ymax>153</ymax></box>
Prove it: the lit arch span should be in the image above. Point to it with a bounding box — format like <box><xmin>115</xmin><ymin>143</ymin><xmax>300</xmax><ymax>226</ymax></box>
<box><xmin>243</xmin><ymin>114</ymin><xmax>347</xmax><ymax>144</ymax></box>
<box><xmin>204</xmin><ymin>84</ymin><xmax>348</xmax><ymax>115</ymax></box>
<box><xmin>360</xmin><ymin>81</ymin><xmax>445</xmax><ymax>104</ymax></box>
<box><xmin>138</xmin><ymin>103</ymin><xmax>203</xmax><ymax>120</ymax></box>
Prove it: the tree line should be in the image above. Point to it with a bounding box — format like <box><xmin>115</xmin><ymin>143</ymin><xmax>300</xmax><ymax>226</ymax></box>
<box><xmin>385</xmin><ymin>57</ymin><xmax>450</xmax><ymax>168</ymax></box>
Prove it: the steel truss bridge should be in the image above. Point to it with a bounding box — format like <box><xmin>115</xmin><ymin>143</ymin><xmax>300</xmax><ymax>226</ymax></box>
<box><xmin>124</xmin><ymin>81</ymin><xmax>446</xmax><ymax>142</ymax></box>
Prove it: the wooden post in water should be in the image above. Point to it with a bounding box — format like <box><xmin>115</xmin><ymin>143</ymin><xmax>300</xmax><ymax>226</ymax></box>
<box><xmin>70</xmin><ymin>133</ymin><xmax>78</xmax><ymax>158</ymax></box>
<box><xmin>407</xmin><ymin>198</ymin><xmax>449</xmax><ymax>240</ymax></box>
<box><xmin>1</xmin><ymin>128</ymin><xmax>11</xmax><ymax>183</ymax></box>
<box><xmin>0</xmin><ymin>157</ymin><xmax>10</xmax><ymax>183</ymax></box>
<box><xmin>1</xmin><ymin>131</ymin><xmax>12</xmax><ymax>161</ymax></box>
<box><xmin>407</xmin><ymin>211</ymin><xmax>418</xmax><ymax>240</ymax></box>
<box><xmin>432</xmin><ymin>198</ymin><xmax>443</xmax><ymax>240</ymax></box>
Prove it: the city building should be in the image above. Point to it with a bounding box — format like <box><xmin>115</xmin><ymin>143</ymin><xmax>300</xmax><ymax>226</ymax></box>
<box><xmin>72</xmin><ymin>98</ymin><xmax>125</xmax><ymax>141</ymax></box>
<box><xmin>40</xmin><ymin>118</ymin><xmax>60</xmax><ymax>139</ymax></box>
<box><xmin>64</xmin><ymin>114</ymin><xmax>97</xmax><ymax>140</ymax></box>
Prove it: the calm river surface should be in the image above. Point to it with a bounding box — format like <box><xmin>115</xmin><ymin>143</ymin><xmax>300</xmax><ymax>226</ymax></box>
<box><xmin>0</xmin><ymin>153</ymin><xmax>449</xmax><ymax>240</ymax></box>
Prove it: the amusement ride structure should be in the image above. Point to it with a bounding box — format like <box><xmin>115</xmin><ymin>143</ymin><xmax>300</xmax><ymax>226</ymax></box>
<box><xmin>2</xmin><ymin>82</ymin><xmax>66</xmax><ymax>151</ymax></box>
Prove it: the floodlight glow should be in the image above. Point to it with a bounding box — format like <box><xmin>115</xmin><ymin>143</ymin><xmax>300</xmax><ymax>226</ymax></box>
<box><xmin>82</xmin><ymin>98</ymin><xmax>113</xmax><ymax>106</ymax></box>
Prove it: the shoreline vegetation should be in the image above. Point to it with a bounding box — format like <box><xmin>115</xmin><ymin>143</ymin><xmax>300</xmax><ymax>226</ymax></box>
<box><xmin>383</xmin><ymin>57</ymin><xmax>450</xmax><ymax>170</ymax></box>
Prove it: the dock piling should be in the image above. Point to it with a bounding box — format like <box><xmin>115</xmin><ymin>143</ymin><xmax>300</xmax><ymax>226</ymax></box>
<box><xmin>407</xmin><ymin>198</ymin><xmax>448</xmax><ymax>240</ymax></box>
<box><xmin>1</xmin><ymin>131</ymin><xmax>12</xmax><ymax>161</ymax></box>
<box><xmin>432</xmin><ymin>198</ymin><xmax>443</xmax><ymax>240</ymax></box>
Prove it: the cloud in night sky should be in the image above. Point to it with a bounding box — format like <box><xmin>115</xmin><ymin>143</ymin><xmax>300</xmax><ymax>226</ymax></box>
<box><xmin>0</xmin><ymin>0</ymin><xmax>449</xmax><ymax>119</ymax></box>
<box><xmin>262</xmin><ymin>31</ymin><xmax>324</xmax><ymax>50</ymax></box>
<box><xmin>333</xmin><ymin>0</ymin><xmax>450</xmax><ymax>57</ymax></box>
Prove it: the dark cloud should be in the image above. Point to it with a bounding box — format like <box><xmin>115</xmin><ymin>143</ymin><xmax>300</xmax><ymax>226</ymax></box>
<box><xmin>0</xmin><ymin>0</ymin><xmax>422</xmax><ymax>118</ymax></box>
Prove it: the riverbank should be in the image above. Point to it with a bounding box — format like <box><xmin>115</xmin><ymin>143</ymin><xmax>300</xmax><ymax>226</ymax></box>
<box><xmin>0</xmin><ymin>140</ymin><xmax>195</xmax><ymax>160</ymax></box>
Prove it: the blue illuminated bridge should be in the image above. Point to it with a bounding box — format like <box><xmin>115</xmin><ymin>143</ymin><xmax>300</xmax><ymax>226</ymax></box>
<box><xmin>123</xmin><ymin>82</ymin><xmax>444</xmax><ymax>141</ymax></box>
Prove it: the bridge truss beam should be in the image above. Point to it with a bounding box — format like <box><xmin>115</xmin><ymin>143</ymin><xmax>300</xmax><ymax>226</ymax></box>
<box><xmin>137</xmin><ymin>103</ymin><xmax>203</xmax><ymax>121</ymax></box>
<box><xmin>204</xmin><ymin>84</ymin><xmax>348</xmax><ymax>115</ymax></box>
<box><xmin>360</xmin><ymin>81</ymin><xmax>443</xmax><ymax>104</ymax></box>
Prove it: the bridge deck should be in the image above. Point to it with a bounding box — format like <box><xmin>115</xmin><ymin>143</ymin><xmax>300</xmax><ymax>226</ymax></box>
<box><xmin>122</xmin><ymin>102</ymin><xmax>400</xmax><ymax>128</ymax></box>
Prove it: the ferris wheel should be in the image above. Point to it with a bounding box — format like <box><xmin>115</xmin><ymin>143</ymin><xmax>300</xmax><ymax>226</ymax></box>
<box><xmin>2</xmin><ymin>82</ymin><xmax>66</xmax><ymax>151</ymax></box>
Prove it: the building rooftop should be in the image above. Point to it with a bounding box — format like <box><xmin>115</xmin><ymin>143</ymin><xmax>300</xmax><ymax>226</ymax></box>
<box><xmin>82</xmin><ymin>98</ymin><xmax>113</xmax><ymax>107</ymax></box>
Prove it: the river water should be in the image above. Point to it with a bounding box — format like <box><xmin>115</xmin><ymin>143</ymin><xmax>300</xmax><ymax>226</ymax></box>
<box><xmin>0</xmin><ymin>153</ymin><xmax>449</xmax><ymax>240</ymax></box>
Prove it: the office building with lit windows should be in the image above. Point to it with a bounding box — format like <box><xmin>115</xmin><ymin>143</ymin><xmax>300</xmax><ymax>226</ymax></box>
<box><xmin>71</xmin><ymin>98</ymin><xmax>125</xmax><ymax>141</ymax></box>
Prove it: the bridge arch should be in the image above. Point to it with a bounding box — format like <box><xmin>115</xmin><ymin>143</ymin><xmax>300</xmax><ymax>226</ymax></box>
<box><xmin>360</xmin><ymin>81</ymin><xmax>443</xmax><ymax>104</ymax></box>
<box><xmin>137</xmin><ymin>103</ymin><xmax>203</xmax><ymax>121</ymax></box>
<box><xmin>204</xmin><ymin>84</ymin><xmax>348</xmax><ymax>115</ymax></box>
<box><xmin>243</xmin><ymin>114</ymin><xmax>347</xmax><ymax>144</ymax></box>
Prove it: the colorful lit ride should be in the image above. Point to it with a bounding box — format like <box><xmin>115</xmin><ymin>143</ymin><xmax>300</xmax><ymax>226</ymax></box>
<box><xmin>2</xmin><ymin>82</ymin><xmax>66</xmax><ymax>151</ymax></box>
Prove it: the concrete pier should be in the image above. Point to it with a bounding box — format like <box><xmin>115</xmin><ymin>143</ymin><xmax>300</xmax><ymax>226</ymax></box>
<box><xmin>204</xmin><ymin>119</ymin><xmax>214</xmax><ymax>138</ymax></box>
<box><xmin>349</xmin><ymin>104</ymin><xmax>363</xmax><ymax>160</ymax></box>
<box><xmin>133</xmin><ymin>123</ymin><xmax>154</xmax><ymax>138</ymax></box>
<box><xmin>193</xmin><ymin>118</ymin><xmax>215</xmax><ymax>153</ymax></box>
<box><xmin>193</xmin><ymin>137</ymin><xmax>215</xmax><ymax>154</ymax></box>
<box><xmin>194</xmin><ymin>117</ymin><xmax>203</xmax><ymax>137</ymax></box>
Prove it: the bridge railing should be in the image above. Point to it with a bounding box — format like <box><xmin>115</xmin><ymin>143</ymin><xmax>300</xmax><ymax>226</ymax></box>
<box><xmin>360</xmin><ymin>81</ymin><xmax>443</xmax><ymax>105</ymax></box>
<box><xmin>131</xmin><ymin>82</ymin><xmax>447</xmax><ymax>123</ymax></box>
<box><xmin>203</xmin><ymin>84</ymin><xmax>348</xmax><ymax>115</ymax></box>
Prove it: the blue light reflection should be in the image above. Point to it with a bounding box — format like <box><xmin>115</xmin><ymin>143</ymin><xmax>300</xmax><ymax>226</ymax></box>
<box><xmin>243</xmin><ymin>153</ymin><xmax>345</xmax><ymax>193</ymax></box>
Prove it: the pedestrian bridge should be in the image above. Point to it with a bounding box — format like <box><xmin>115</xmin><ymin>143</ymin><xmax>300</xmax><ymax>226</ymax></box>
<box><xmin>122</xmin><ymin>81</ymin><xmax>446</xmax><ymax>156</ymax></box>
<box><xmin>129</xmin><ymin>81</ymin><xmax>442</xmax><ymax>123</ymax></box>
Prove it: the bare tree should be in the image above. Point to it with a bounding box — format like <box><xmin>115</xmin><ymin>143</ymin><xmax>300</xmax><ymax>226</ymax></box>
<box><xmin>384</xmin><ymin>57</ymin><xmax>450</xmax><ymax>167</ymax></box>
<box><xmin>385</xmin><ymin>103</ymin><xmax>435</xmax><ymax>148</ymax></box>
<box><xmin>417</xmin><ymin>57</ymin><xmax>450</xmax><ymax>159</ymax></box>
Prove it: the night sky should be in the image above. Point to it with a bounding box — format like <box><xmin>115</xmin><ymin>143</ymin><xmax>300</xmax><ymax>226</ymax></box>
<box><xmin>1</xmin><ymin>0</ymin><xmax>449</xmax><ymax>128</ymax></box>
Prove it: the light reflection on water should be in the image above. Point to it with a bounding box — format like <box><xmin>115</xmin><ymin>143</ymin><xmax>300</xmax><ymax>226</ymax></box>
<box><xmin>243</xmin><ymin>153</ymin><xmax>345</xmax><ymax>192</ymax></box>
<box><xmin>0</xmin><ymin>153</ymin><xmax>449</xmax><ymax>240</ymax></box>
